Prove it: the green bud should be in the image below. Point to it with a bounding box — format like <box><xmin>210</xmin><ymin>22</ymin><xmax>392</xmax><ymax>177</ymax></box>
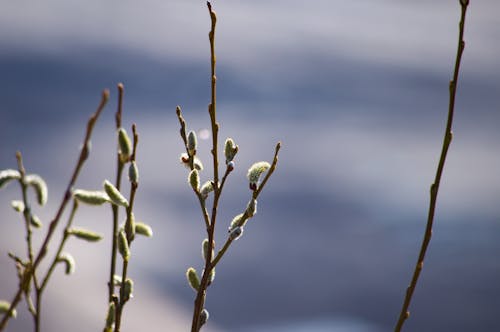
<box><xmin>57</xmin><ymin>252</ymin><xmax>76</xmax><ymax>275</ymax></box>
<box><xmin>186</xmin><ymin>267</ymin><xmax>200</xmax><ymax>291</ymax></box>
<box><xmin>113</xmin><ymin>274</ymin><xmax>123</xmax><ymax>286</ymax></box>
<box><xmin>200</xmin><ymin>181</ymin><xmax>214</xmax><ymax>199</ymax></box>
<box><xmin>125</xmin><ymin>212</ymin><xmax>136</xmax><ymax>242</ymax></box>
<box><xmin>229</xmin><ymin>226</ymin><xmax>243</xmax><ymax>241</ymax></box>
<box><xmin>25</xmin><ymin>174</ymin><xmax>48</xmax><ymax>206</ymax></box>
<box><xmin>11</xmin><ymin>200</ymin><xmax>24</xmax><ymax>212</ymax></box>
<box><xmin>118</xmin><ymin>128</ymin><xmax>132</xmax><ymax>160</ymax></box>
<box><xmin>247</xmin><ymin>161</ymin><xmax>270</xmax><ymax>190</ymax></box>
<box><xmin>68</xmin><ymin>228</ymin><xmax>103</xmax><ymax>242</ymax></box>
<box><xmin>128</xmin><ymin>161</ymin><xmax>139</xmax><ymax>184</ymax></box>
<box><xmin>201</xmin><ymin>238</ymin><xmax>214</xmax><ymax>261</ymax></box>
<box><xmin>187</xmin><ymin>130</ymin><xmax>198</xmax><ymax>156</ymax></box>
<box><xmin>199</xmin><ymin>308</ymin><xmax>209</xmax><ymax>327</ymax></box>
<box><xmin>118</xmin><ymin>230</ymin><xmax>130</xmax><ymax>261</ymax></box>
<box><xmin>246</xmin><ymin>198</ymin><xmax>257</xmax><ymax>218</ymax></box>
<box><xmin>73</xmin><ymin>189</ymin><xmax>110</xmax><ymax>205</ymax></box>
<box><xmin>30</xmin><ymin>214</ymin><xmax>43</xmax><ymax>228</ymax></box>
<box><xmin>188</xmin><ymin>169</ymin><xmax>200</xmax><ymax>192</ymax></box>
<box><xmin>135</xmin><ymin>222</ymin><xmax>153</xmax><ymax>237</ymax></box>
<box><xmin>0</xmin><ymin>169</ymin><xmax>21</xmax><ymax>189</ymax></box>
<box><xmin>224</xmin><ymin>138</ymin><xmax>239</xmax><ymax>164</ymax></box>
<box><xmin>228</xmin><ymin>213</ymin><xmax>245</xmax><ymax>232</ymax></box>
<box><xmin>203</xmin><ymin>267</ymin><xmax>216</xmax><ymax>285</ymax></box>
<box><xmin>123</xmin><ymin>278</ymin><xmax>134</xmax><ymax>301</ymax></box>
<box><xmin>180</xmin><ymin>153</ymin><xmax>204</xmax><ymax>171</ymax></box>
<box><xmin>103</xmin><ymin>180</ymin><xmax>129</xmax><ymax>207</ymax></box>
<box><xmin>0</xmin><ymin>300</ymin><xmax>17</xmax><ymax>318</ymax></box>
<box><xmin>104</xmin><ymin>301</ymin><xmax>116</xmax><ymax>330</ymax></box>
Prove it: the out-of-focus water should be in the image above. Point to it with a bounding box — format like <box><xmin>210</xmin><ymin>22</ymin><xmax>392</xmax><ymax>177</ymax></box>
<box><xmin>1</xmin><ymin>1</ymin><xmax>500</xmax><ymax>331</ymax></box>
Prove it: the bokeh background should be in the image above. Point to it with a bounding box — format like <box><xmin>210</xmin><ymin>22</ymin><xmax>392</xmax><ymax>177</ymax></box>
<box><xmin>1</xmin><ymin>1</ymin><xmax>500</xmax><ymax>331</ymax></box>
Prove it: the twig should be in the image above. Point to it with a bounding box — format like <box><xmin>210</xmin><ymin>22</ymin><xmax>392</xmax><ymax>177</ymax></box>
<box><xmin>0</xmin><ymin>89</ymin><xmax>109</xmax><ymax>331</ymax></box>
<box><xmin>394</xmin><ymin>1</ymin><xmax>469</xmax><ymax>331</ymax></box>
<box><xmin>109</xmin><ymin>83</ymin><xmax>126</xmax><ymax>302</ymax></box>
<box><xmin>114</xmin><ymin>124</ymin><xmax>139</xmax><ymax>332</ymax></box>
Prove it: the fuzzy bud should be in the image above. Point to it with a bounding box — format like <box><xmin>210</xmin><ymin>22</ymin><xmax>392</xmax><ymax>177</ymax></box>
<box><xmin>201</xmin><ymin>238</ymin><xmax>214</xmax><ymax>261</ymax></box>
<box><xmin>135</xmin><ymin>222</ymin><xmax>153</xmax><ymax>237</ymax></box>
<box><xmin>11</xmin><ymin>200</ymin><xmax>24</xmax><ymax>212</ymax></box>
<box><xmin>228</xmin><ymin>213</ymin><xmax>245</xmax><ymax>232</ymax></box>
<box><xmin>0</xmin><ymin>300</ymin><xmax>17</xmax><ymax>318</ymax></box>
<box><xmin>247</xmin><ymin>161</ymin><xmax>270</xmax><ymax>190</ymax></box>
<box><xmin>69</xmin><ymin>228</ymin><xmax>103</xmax><ymax>242</ymax></box>
<box><xmin>104</xmin><ymin>301</ymin><xmax>115</xmax><ymax>330</ymax></box>
<box><xmin>128</xmin><ymin>161</ymin><xmax>139</xmax><ymax>184</ymax></box>
<box><xmin>229</xmin><ymin>226</ymin><xmax>243</xmax><ymax>241</ymax></box>
<box><xmin>57</xmin><ymin>252</ymin><xmax>76</xmax><ymax>275</ymax></box>
<box><xmin>118</xmin><ymin>230</ymin><xmax>130</xmax><ymax>261</ymax></box>
<box><xmin>0</xmin><ymin>169</ymin><xmax>21</xmax><ymax>189</ymax></box>
<box><xmin>30</xmin><ymin>214</ymin><xmax>43</xmax><ymax>228</ymax></box>
<box><xmin>123</xmin><ymin>278</ymin><xmax>134</xmax><ymax>301</ymax></box>
<box><xmin>199</xmin><ymin>308</ymin><xmax>209</xmax><ymax>327</ymax></box>
<box><xmin>224</xmin><ymin>138</ymin><xmax>239</xmax><ymax>164</ymax></box>
<box><xmin>73</xmin><ymin>189</ymin><xmax>110</xmax><ymax>205</ymax></box>
<box><xmin>113</xmin><ymin>274</ymin><xmax>123</xmax><ymax>286</ymax></box>
<box><xmin>103</xmin><ymin>180</ymin><xmax>129</xmax><ymax>207</ymax></box>
<box><xmin>25</xmin><ymin>174</ymin><xmax>48</xmax><ymax>206</ymax></box>
<box><xmin>180</xmin><ymin>153</ymin><xmax>204</xmax><ymax>171</ymax></box>
<box><xmin>125</xmin><ymin>212</ymin><xmax>136</xmax><ymax>242</ymax></box>
<box><xmin>200</xmin><ymin>181</ymin><xmax>214</xmax><ymax>199</ymax></box>
<box><xmin>246</xmin><ymin>198</ymin><xmax>257</xmax><ymax>218</ymax></box>
<box><xmin>187</xmin><ymin>131</ymin><xmax>198</xmax><ymax>156</ymax></box>
<box><xmin>203</xmin><ymin>267</ymin><xmax>216</xmax><ymax>285</ymax></box>
<box><xmin>188</xmin><ymin>169</ymin><xmax>200</xmax><ymax>192</ymax></box>
<box><xmin>186</xmin><ymin>267</ymin><xmax>200</xmax><ymax>291</ymax></box>
<box><xmin>118</xmin><ymin>128</ymin><xmax>132</xmax><ymax>160</ymax></box>
<box><xmin>227</xmin><ymin>161</ymin><xmax>235</xmax><ymax>172</ymax></box>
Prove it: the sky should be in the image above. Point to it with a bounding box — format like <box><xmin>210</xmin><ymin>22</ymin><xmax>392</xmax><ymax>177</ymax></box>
<box><xmin>1</xmin><ymin>1</ymin><xmax>500</xmax><ymax>331</ymax></box>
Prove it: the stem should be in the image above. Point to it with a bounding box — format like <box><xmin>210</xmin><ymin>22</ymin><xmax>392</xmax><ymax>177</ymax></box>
<box><xmin>394</xmin><ymin>2</ymin><xmax>469</xmax><ymax>331</ymax></box>
<box><xmin>114</xmin><ymin>125</ymin><xmax>139</xmax><ymax>332</ymax></box>
<box><xmin>109</xmin><ymin>83</ymin><xmax>125</xmax><ymax>302</ymax></box>
<box><xmin>191</xmin><ymin>3</ymin><xmax>218</xmax><ymax>331</ymax></box>
<box><xmin>0</xmin><ymin>90</ymin><xmax>109</xmax><ymax>331</ymax></box>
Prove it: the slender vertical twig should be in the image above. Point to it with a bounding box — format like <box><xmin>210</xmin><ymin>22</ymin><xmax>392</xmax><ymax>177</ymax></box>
<box><xmin>114</xmin><ymin>124</ymin><xmax>139</xmax><ymax>332</ymax></box>
<box><xmin>109</xmin><ymin>83</ymin><xmax>126</xmax><ymax>302</ymax></box>
<box><xmin>394</xmin><ymin>1</ymin><xmax>469</xmax><ymax>331</ymax></box>
<box><xmin>0</xmin><ymin>89</ymin><xmax>109</xmax><ymax>331</ymax></box>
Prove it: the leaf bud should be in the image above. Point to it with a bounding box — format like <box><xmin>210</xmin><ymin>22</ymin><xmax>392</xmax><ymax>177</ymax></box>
<box><xmin>104</xmin><ymin>301</ymin><xmax>116</xmax><ymax>330</ymax></box>
<box><xmin>199</xmin><ymin>308</ymin><xmax>209</xmax><ymax>327</ymax></box>
<box><xmin>73</xmin><ymin>189</ymin><xmax>110</xmax><ymax>205</ymax></box>
<box><xmin>200</xmin><ymin>181</ymin><xmax>214</xmax><ymax>199</ymax></box>
<box><xmin>57</xmin><ymin>252</ymin><xmax>76</xmax><ymax>275</ymax></box>
<box><xmin>229</xmin><ymin>226</ymin><xmax>243</xmax><ymax>241</ymax></box>
<box><xmin>188</xmin><ymin>169</ymin><xmax>200</xmax><ymax>192</ymax></box>
<box><xmin>135</xmin><ymin>222</ymin><xmax>153</xmax><ymax>237</ymax></box>
<box><xmin>118</xmin><ymin>230</ymin><xmax>130</xmax><ymax>261</ymax></box>
<box><xmin>186</xmin><ymin>267</ymin><xmax>200</xmax><ymax>291</ymax></box>
<box><xmin>25</xmin><ymin>174</ymin><xmax>48</xmax><ymax>206</ymax></box>
<box><xmin>0</xmin><ymin>169</ymin><xmax>21</xmax><ymax>189</ymax></box>
<box><xmin>0</xmin><ymin>300</ymin><xmax>17</xmax><ymax>318</ymax></box>
<box><xmin>103</xmin><ymin>180</ymin><xmax>129</xmax><ymax>207</ymax></box>
<box><xmin>187</xmin><ymin>130</ymin><xmax>198</xmax><ymax>156</ymax></box>
<box><xmin>128</xmin><ymin>161</ymin><xmax>139</xmax><ymax>184</ymax></box>
<box><xmin>224</xmin><ymin>138</ymin><xmax>238</xmax><ymax>164</ymax></box>
<box><xmin>118</xmin><ymin>128</ymin><xmax>132</xmax><ymax>161</ymax></box>
<box><xmin>247</xmin><ymin>161</ymin><xmax>270</xmax><ymax>190</ymax></box>
<box><xmin>246</xmin><ymin>198</ymin><xmax>257</xmax><ymax>218</ymax></box>
<box><xmin>123</xmin><ymin>278</ymin><xmax>134</xmax><ymax>301</ymax></box>
<box><xmin>69</xmin><ymin>227</ymin><xmax>103</xmax><ymax>242</ymax></box>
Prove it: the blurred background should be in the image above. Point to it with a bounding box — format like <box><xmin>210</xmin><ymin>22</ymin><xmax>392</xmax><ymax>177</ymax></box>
<box><xmin>1</xmin><ymin>0</ymin><xmax>500</xmax><ymax>331</ymax></box>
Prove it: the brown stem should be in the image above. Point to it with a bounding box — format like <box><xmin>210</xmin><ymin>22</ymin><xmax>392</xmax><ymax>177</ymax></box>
<box><xmin>109</xmin><ymin>83</ymin><xmax>125</xmax><ymax>302</ymax></box>
<box><xmin>394</xmin><ymin>2</ymin><xmax>469</xmax><ymax>331</ymax></box>
<box><xmin>114</xmin><ymin>124</ymin><xmax>139</xmax><ymax>332</ymax></box>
